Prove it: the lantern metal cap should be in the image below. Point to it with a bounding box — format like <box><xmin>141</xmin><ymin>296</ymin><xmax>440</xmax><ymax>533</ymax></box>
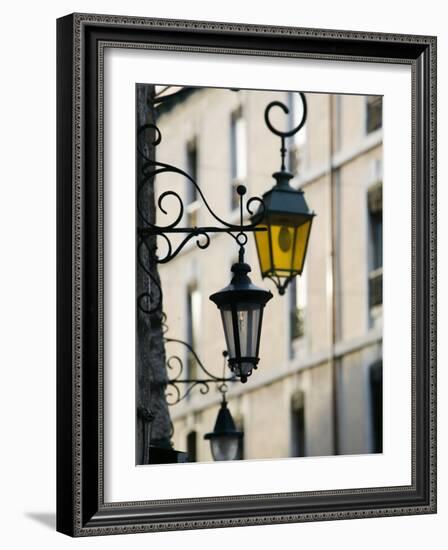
<box><xmin>209</xmin><ymin>262</ymin><xmax>273</xmax><ymax>307</ymax></box>
<box><xmin>272</xmin><ymin>169</ymin><xmax>295</xmax><ymax>189</ymax></box>
<box><xmin>252</xmin><ymin>170</ymin><xmax>315</xmax><ymax>226</ymax></box>
<box><xmin>204</xmin><ymin>397</ymin><xmax>243</xmax><ymax>440</ymax></box>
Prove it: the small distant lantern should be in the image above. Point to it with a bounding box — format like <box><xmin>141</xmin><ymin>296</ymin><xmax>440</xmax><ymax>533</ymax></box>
<box><xmin>252</xmin><ymin>91</ymin><xmax>315</xmax><ymax>295</ymax></box>
<box><xmin>252</xmin><ymin>169</ymin><xmax>315</xmax><ymax>295</ymax></box>
<box><xmin>204</xmin><ymin>397</ymin><xmax>243</xmax><ymax>461</ymax></box>
<box><xmin>209</xmin><ymin>261</ymin><xmax>272</xmax><ymax>383</ymax></box>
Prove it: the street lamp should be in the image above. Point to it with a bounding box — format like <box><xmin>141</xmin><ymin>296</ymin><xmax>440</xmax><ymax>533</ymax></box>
<box><xmin>204</xmin><ymin>395</ymin><xmax>243</xmax><ymax>461</ymax></box>
<box><xmin>209</xmin><ymin>253</ymin><xmax>272</xmax><ymax>383</ymax></box>
<box><xmin>252</xmin><ymin>92</ymin><xmax>315</xmax><ymax>295</ymax></box>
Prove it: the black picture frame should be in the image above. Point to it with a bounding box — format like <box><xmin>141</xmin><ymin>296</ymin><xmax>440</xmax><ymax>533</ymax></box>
<box><xmin>57</xmin><ymin>13</ymin><xmax>437</xmax><ymax>536</ymax></box>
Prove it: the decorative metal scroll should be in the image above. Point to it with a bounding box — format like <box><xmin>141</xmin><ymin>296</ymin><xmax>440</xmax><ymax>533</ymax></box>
<box><xmin>264</xmin><ymin>91</ymin><xmax>307</xmax><ymax>171</ymax></box>
<box><xmin>163</xmin><ymin>339</ymin><xmax>235</xmax><ymax>406</ymax></box>
<box><xmin>145</xmin><ymin>315</ymin><xmax>235</xmax><ymax>405</ymax></box>
<box><xmin>136</xmin><ymin>122</ymin><xmax>266</xmax><ymax>268</ymax></box>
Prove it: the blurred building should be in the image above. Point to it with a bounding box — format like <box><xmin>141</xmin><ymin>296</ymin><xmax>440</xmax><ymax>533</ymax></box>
<box><xmin>153</xmin><ymin>87</ymin><xmax>383</xmax><ymax>461</ymax></box>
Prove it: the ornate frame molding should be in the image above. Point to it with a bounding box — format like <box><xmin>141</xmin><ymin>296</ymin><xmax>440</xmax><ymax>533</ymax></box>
<box><xmin>56</xmin><ymin>12</ymin><xmax>436</xmax><ymax>536</ymax></box>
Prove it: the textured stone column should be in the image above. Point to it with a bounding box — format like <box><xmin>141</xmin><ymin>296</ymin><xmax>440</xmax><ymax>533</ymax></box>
<box><xmin>136</xmin><ymin>84</ymin><xmax>172</xmax><ymax>464</ymax></box>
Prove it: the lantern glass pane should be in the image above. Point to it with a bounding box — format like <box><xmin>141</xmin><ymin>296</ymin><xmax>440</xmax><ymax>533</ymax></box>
<box><xmin>210</xmin><ymin>435</ymin><xmax>240</xmax><ymax>461</ymax></box>
<box><xmin>270</xmin><ymin>224</ymin><xmax>295</xmax><ymax>272</ymax></box>
<box><xmin>254</xmin><ymin>224</ymin><xmax>271</xmax><ymax>274</ymax></box>
<box><xmin>236</xmin><ymin>304</ymin><xmax>261</xmax><ymax>358</ymax></box>
<box><xmin>221</xmin><ymin>308</ymin><xmax>236</xmax><ymax>358</ymax></box>
<box><xmin>292</xmin><ymin>220</ymin><xmax>312</xmax><ymax>272</ymax></box>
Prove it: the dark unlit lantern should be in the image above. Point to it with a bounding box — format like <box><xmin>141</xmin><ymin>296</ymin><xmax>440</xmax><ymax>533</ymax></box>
<box><xmin>204</xmin><ymin>397</ymin><xmax>243</xmax><ymax>461</ymax></box>
<box><xmin>209</xmin><ymin>261</ymin><xmax>272</xmax><ymax>383</ymax></box>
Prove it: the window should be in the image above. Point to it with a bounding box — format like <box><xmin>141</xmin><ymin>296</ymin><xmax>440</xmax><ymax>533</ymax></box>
<box><xmin>366</xmin><ymin>96</ymin><xmax>382</xmax><ymax>134</ymax></box>
<box><xmin>230</xmin><ymin>107</ymin><xmax>247</xmax><ymax>210</ymax></box>
<box><xmin>287</xmin><ymin>92</ymin><xmax>307</xmax><ymax>173</ymax></box>
<box><xmin>186</xmin><ymin>138</ymin><xmax>199</xmax><ymax>226</ymax></box>
<box><xmin>291</xmin><ymin>391</ymin><xmax>306</xmax><ymax>457</ymax></box>
<box><xmin>369</xmin><ymin>361</ymin><xmax>383</xmax><ymax>453</ymax></box>
<box><xmin>289</xmin><ymin>268</ymin><xmax>307</xmax><ymax>355</ymax></box>
<box><xmin>368</xmin><ymin>182</ymin><xmax>383</xmax><ymax>309</ymax></box>
<box><xmin>186</xmin><ymin>430</ymin><xmax>197</xmax><ymax>462</ymax></box>
<box><xmin>186</xmin><ymin>283</ymin><xmax>201</xmax><ymax>382</ymax></box>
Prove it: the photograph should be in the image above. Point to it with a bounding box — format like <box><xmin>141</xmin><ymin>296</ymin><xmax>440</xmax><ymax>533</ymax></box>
<box><xmin>135</xmin><ymin>84</ymin><xmax>383</xmax><ymax>465</ymax></box>
<box><xmin>55</xmin><ymin>12</ymin><xmax>436</xmax><ymax>536</ymax></box>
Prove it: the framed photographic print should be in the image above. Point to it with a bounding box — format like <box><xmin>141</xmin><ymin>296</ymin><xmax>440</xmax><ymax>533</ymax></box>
<box><xmin>56</xmin><ymin>13</ymin><xmax>437</xmax><ymax>536</ymax></box>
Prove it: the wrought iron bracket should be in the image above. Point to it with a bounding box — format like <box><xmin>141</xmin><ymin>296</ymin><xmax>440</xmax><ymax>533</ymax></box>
<box><xmin>163</xmin><ymin>339</ymin><xmax>236</xmax><ymax>406</ymax></box>
<box><xmin>136</xmin><ymin>121</ymin><xmax>267</xmax><ymax>267</ymax></box>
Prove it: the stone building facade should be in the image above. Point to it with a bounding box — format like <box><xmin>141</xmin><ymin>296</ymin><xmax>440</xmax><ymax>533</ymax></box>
<box><xmin>153</xmin><ymin>86</ymin><xmax>383</xmax><ymax>461</ymax></box>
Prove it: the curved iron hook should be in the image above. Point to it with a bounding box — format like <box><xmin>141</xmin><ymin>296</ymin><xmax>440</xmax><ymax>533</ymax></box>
<box><xmin>264</xmin><ymin>92</ymin><xmax>307</xmax><ymax>138</ymax></box>
<box><xmin>137</xmin><ymin>123</ymin><xmax>162</xmax><ymax>158</ymax></box>
<box><xmin>166</xmin><ymin>354</ymin><xmax>184</xmax><ymax>381</ymax></box>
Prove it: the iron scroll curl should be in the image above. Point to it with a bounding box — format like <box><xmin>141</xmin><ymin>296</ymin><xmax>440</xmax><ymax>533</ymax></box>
<box><xmin>137</xmin><ymin>123</ymin><xmax>266</xmax><ymax>235</ymax></box>
<box><xmin>264</xmin><ymin>91</ymin><xmax>307</xmax><ymax>138</ymax></box>
<box><xmin>264</xmin><ymin>92</ymin><xmax>307</xmax><ymax>172</ymax></box>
